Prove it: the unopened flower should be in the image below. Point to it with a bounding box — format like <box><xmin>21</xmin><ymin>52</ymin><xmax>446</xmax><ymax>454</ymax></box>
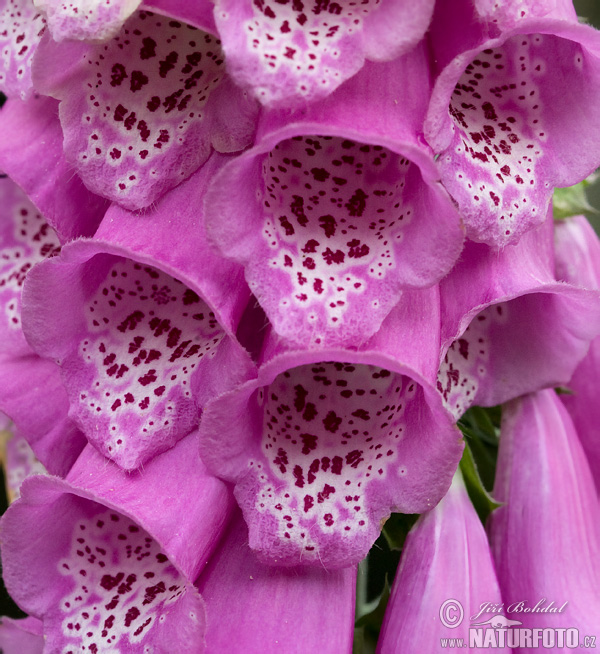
<box><xmin>377</xmin><ymin>473</ymin><xmax>508</xmax><ymax>653</ymax></box>
<box><xmin>489</xmin><ymin>390</ymin><xmax>600</xmax><ymax>638</ymax></box>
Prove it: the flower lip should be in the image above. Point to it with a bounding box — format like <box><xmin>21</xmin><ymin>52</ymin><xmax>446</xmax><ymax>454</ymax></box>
<box><xmin>198</xmin><ymin>299</ymin><xmax>463</xmax><ymax>569</ymax></box>
<box><xmin>425</xmin><ymin>13</ymin><xmax>600</xmax><ymax>246</ymax></box>
<box><xmin>22</xmin><ymin>234</ymin><xmax>256</xmax><ymax>470</ymax></box>
<box><xmin>1</xmin><ymin>432</ymin><xmax>233</xmax><ymax>654</ymax></box>
<box><xmin>205</xmin><ymin>55</ymin><xmax>464</xmax><ymax>349</ymax></box>
<box><xmin>212</xmin><ymin>0</ymin><xmax>435</xmax><ymax>107</ymax></box>
<box><xmin>31</xmin><ymin>10</ymin><xmax>259</xmax><ymax>211</ymax></box>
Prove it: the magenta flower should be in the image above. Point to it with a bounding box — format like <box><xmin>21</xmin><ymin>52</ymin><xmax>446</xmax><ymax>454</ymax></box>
<box><xmin>213</xmin><ymin>0</ymin><xmax>434</xmax><ymax>106</ymax></box>
<box><xmin>206</xmin><ymin>47</ymin><xmax>463</xmax><ymax>348</ymax></box>
<box><xmin>436</xmin><ymin>215</ymin><xmax>600</xmax><ymax>418</ymax></box>
<box><xmin>377</xmin><ymin>473</ymin><xmax>508</xmax><ymax>653</ymax></box>
<box><xmin>489</xmin><ymin>389</ymin><xmax>600</xmax><ymax>637</ymax></box>
<box><xmin>1</xmin><ymin>433</ymin><xmax>233</xmax><ymax>653</ymax></box>
<box><xmin>425</xmin><ymin>0</ymin><xmax>600</xmax><ymax>247</ymax></box>
<box><xmin>31</xmin><ymin>7</ymin><xmax>259</xmax><ymax>210</ymax></box>
<box><xmin>197</xmin><ymin>509</ymin><xmax>356</xmax><ymax>653</ymax></box>
<box><xmin>554</xmin><ymin>214</ymin><xmax>600</xmax><ymax>490</ymax></box>
<box><xmin>198</xmin><ymin>294</ymin><xmax>463</xmax><ymax>569</ymax></box>
<box><xmin>22</xmin><ymin>156</ymin><xmax>256</xmax><ymax>470</ymax></box>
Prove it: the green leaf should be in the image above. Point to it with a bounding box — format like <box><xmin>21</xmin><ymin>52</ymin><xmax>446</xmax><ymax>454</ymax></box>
<box><xmin>459</xmin><ymin>442</ymin><xmax>501</xmax><ymax>524</ymax></box>
<box><xmin>553</xmin><ymin>179</ymin><xmax>598</xmax><ymax>221</ymax></box>
<box><xmin>458</xmin><ymin>406</ymin><xmax>500</xmax><ymax>491</ymax></box>
<box><xmin>555</xmin><ymin>386</ymin><xmax>574</xmax><ymax>396</ymax></box>
<box><xmin>353</xmin><ymin>579</ymin><xmax>391</xmax><ymax>654</ymax></box>
<box><xmin>381</xmin><ymin>513</ymin><xmax>419</xmax><ymax>552</ymax></box>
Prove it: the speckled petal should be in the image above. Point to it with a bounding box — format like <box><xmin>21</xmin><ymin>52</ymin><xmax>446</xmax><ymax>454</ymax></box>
<box><xmin>473</xmin><ymin>0</ymin><xmax>577</xmax><ymax>31</ymax></box>
<box><xmin>1</xmin><ymin>434</ymin><xmax>233</xmax><ymax>654</ymax></box>
<box><xmin>35</xmin><ymin>0</ymin><xmax>141</xmax><ymax>42</ymax></box>
<box><xmin>555</xmin><ymin>215</ymin><xmax>600</xmax><ymax>491</ymax></box>
<box><xmin>437</xmin><ymin>215</ymin><xmax>600</xmax><ymax>418</ymax></box>
<box><xmin>206</xmin><ymin>50</ymin><xmax>463</xmax><ymax>348</ymax></box>
<box><xmin>32</xmin><ymin>10</ymin><xmax>258</xmax><ymax>210</ymax></box>
<box><xmin>0</xmin><ymin>0</ymin><xmax>45</xmax><ymax>99</ymax></box>
<box><xmin>197</xmin><ymin>510</ymin><xmax>356</xmax><ymax>653</ymax></box>
<box><xmin>214</xmin><ymin>0</ymin><xmax>434</xmax><ymax>106</ymax></box>
<box><xmin>198</xmin><ymin>293</ymin><xmax>463</xmax><ymax>569</ymax></box>
<box><xmin>377</xmin><ymin>474</ymin><xmax>508</xmax><ymax>654</ymax></box>
<box><xmin>0</xmin><ymin>97</ymin><xmax>109</xmax><ymax>241</ymax></box>
<box><xmin>0</xmin><ymin>176</ymin><xmax>87</xmax><ymax>476</ymax></box>
<box><xmin>22</xmin><ymin>156</ymin><xmax>255</xmax><ymax>470</ymax></box>
<box><xmin>0</xmin><ymin>617</ymin><xmax>44</xmax><ymax>654</ymax></box>
<box><xmin>489</xmin><ymin>390</ymin><xmax>600</xmax><ymax>638</ymax></box>
<box><xmin>426</xmin><ymin>1</ymin><xmax>600</xmax><ymax>247</ymax></box>
<box><xmin>0</xmin><ymin>177</ymin><xmax>61</xmax><ymax>355</ymax></box>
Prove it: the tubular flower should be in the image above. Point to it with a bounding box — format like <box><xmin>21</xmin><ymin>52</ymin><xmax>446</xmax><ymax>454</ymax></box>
<box><xmin>489</xmin><ymin>390</ymin><xmax>600</xmax><ymax>639</ymax></box>
<box><xmin>377</xmin><ymin>473</ymin><xmax>508</xmax><ymax>653</ymax></box>
<box><xmin>212</xmin><ymin>0</ymin><xmax>434</xmax><ymax>106</ymax></box>
<box><xmin>22</xmin><ymin>155</ymin><xmax>256</xmax><ymax>470</ymax></box>
<box><xmin>198</xmin><ymin>293</ymin><xmax>463</xmax><ymax>569</ymax></box>
<box><xmin>31</xmin><ymin>7</ymin><xmax>259</xmax><ymax>210</ymax></box>
<box><xmin>436</xmin><ymin>214</ymin><xmax>600</xmax><ymax>419</ymax></box>
<box><xmin>425</xmin><ymin>0</ymin><xmax>600</xmax><ymax>247</ymax></box>
<box><xmin>205</xmin><ymin>46</ymin><xmax>463</xmax><ymax>348</ymax></box>
<box><xmin>1</xmin><ymin>434</ymin><xmax>234</xmax><ymax>654</ymax></box>
<box><xmin>197</xmin><ymin>509</ymin><xmax>356</xmax><ymax>653</ymax></box>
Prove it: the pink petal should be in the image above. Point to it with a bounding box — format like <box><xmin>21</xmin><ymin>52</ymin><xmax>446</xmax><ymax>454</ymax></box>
<box><xmin>426</xmin><ymin>0</ymin><xmax>600</xmax><ymax>247</ymax></box>
<box><xmin>22</xmin><ymin>157</ymin><xmax>256</xmax><ymax>470</ymax></box>
<box><xmin>206</xmin><ymin>50</ymin><xmax>463</xmax><ymax>348</ymax></box>
<box><xmin>0</xmin><ymin>0</ymin><xmax>45</xmax><ymax>99</ymax></box>
<box><xmin>214</xmin><ymin>0</ymin><xmax>434</xmax><ymax>106</ymax></box>
<box><xmin>489</xmin><ymin>390</ymin><xmax>600</xmax><ymax>640</ymax></box>
<box><xmin>198</xmin><ymin>294</ymin><xmax>463</xmax><ymax>568</ymax></box>
<box><xmin>197</xmin><ymin>510</ymin><xmax>356</xmax><ymax>653</ymax></box>
<box><xmin>377</xmin><ymin>474</ymin><xmax>509</xmax><ymax>653</ymax></box>
<box><xmin>437</xmin><ymin>215</ymin><xmax>600</xmax><ymax>416</ymax></box>
<box><xmin>32</xmin><ymin>10</ymin><xmax>258</xmax><ymax>210</ymax></box>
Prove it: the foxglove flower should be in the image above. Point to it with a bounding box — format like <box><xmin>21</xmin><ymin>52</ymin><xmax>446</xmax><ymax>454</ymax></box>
<box><xmin>489</xmin><ymin>390</ymin><xmax>600</xmax><ymax>637</ymax></box>
<box><xmin>198</xmin><ymin>291</ymin><xmax>463</xmax><ymax>569</ymax></box>
<box><xmin>197</xmin><ymin>509</ymin><xmax>356</xmax><ymax>653</ymax></box>
<box><xmin>206</xmin><ymin>48</ymin><xmax>463</xmax><ymax>348</ymax></box>
<box><xmin>1</xmin><ymin>433</ymin><xmax>234</xmax><ymax>653</ymax></box>
<box><xmin>0</xmin><ymin>617</ymin><xmax>44</xmax><ymax>654</ymax></box>
<box><xmin>0</xmin><ymin>175</ymin><xmax>87</xmax><ymax>474</ymax></box>
<box><xmin>554</xmin><ymin>214</ymin><xmax>600</xmax><ymax>490</ymax></box>
<box><xmin>436</xmin><ymin>215</ymin><xmax>600</xmax><ymax>419</ymax></box>
<box><xmin>31</xmin><ymin>7</ymin><xmax>259</xmax><ymax>209</ymax></box>
<box><xmin>425</xmin><ymin>0</ymin><xmax>600</xmax><ymax>247</ymax></box>
<box><xmin>0</xmin><ymin>0</ymin><xmax>45</xmax><ymax>99</ymax></box>
<box><xmin>22</xmin><ymin>155</ymin><xmax>256</xmax><ymax>470</ymax></box>
<box><xmin>377</xmin><ymin>473</ymin><xmax>508</xmax><ymax>653</ymax></box>
<box><xmin>213</xmin><ymin>0</ymin><xmax>434</xmax><ymax>106</ymax></box>
<box><xmin>0</xmin><ymin>96</ymin><xmax>109</xmax><ymax>240</ymax></box>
